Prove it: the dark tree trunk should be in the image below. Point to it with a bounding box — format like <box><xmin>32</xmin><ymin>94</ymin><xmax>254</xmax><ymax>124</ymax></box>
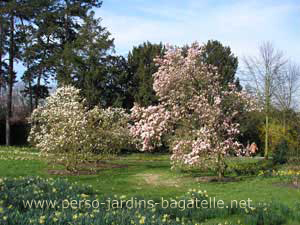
<box><xmin>0</xmin><ymin>15</ymin><xmax>3</xmax><ymax>95</ymax></box>
<box><xmin>35</xmin><ymin>70</ymin><xmax>42</xmax><ymax>108</ymax></box>
<box><xmin>21</xmin><ymin>17</ymin><xmax>33</xmax><ymax>112</ymax></box>
<box><xmin>6</xmin><ymin>15</ymin><xmax>14</xmax><ymax>146</ymax></box>
<box><xmin>28</xmin><ymin>69</ymin><xmax>33</xmax><ymax>112</ymax></box>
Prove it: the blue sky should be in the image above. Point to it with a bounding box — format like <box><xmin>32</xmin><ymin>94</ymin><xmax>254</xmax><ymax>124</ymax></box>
<box><xmin>95</xmin><ymin>0</ymin><xmax>300</xmax><ymax>60</ymax></box>
<box><xmin>16</xmin><ymin>0</ymin><xmax>300</xmax><ymax>79</ymax></box>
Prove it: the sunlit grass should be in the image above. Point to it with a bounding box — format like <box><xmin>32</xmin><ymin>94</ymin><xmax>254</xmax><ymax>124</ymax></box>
<box><xmin>0</xmin><ymin>146</ymin><xmax>299</xmax><ymax>208</ymax></box>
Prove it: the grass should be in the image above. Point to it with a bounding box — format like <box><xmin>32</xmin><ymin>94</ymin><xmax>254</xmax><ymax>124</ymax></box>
<box><xmin>1</xmin><ymin>146</ymin><xmax>300</xmax><ymax>224</ymax></box>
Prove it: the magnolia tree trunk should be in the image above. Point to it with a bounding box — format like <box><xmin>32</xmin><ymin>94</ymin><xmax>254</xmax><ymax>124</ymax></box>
<box><xmin>217</xmin><ymin>153</ymin><xmax>227</xmax><ymax>180</ymax></box>
<box><xmin>217</xmin><ymin>153</ymin><xmax>223</xmax><ymax>180</ymax></box>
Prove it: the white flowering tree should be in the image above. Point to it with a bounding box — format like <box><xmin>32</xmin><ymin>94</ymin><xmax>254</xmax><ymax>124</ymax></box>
<box><xmin>130</xmin><ymin>43</ymin><xmax>257</xmax><ymax>178</ymax></box>
<box><xmin>28</xmin><ymin>86</ymin><xmax>130</xmax><ymax>172</ymax></box>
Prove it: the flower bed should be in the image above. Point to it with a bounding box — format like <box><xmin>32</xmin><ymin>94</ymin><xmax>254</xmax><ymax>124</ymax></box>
<box><xmin>0</xmin><ymin>177</ymin><xmax>299</xmax><ymax>224</ymax></box>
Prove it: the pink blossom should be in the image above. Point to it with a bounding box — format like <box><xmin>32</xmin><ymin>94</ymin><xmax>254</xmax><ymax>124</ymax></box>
<box><xmin>130</xmin><ymin>42</ymin><xmax>258</xmax><ymax>171</ymax></box>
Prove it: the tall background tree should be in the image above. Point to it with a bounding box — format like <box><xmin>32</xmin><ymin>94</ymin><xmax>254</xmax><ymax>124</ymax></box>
<box><xmin>127</xmin><ymin>41</ymin><xmax>165</xmax><ymax>107</ymax></box>
<box><xmin>51</xmin><ymin>0</ymin><xmax>103</xmax><ymax>85</ymax></box>
<box><xmin>0</xmin><ymin>2</ymin><xmax>9</xmax><ymax>122</ymax></box>
<box><xmin>64</xmin><ymin>11</ymin><xmax>115</xmax><ymax>107</ymax></box>
<box><xmin>1</xmin><ymin>0</ymin><xmax>106</xmax><ymax>145</ymax></box>
<box><xmin>1</xmin><ymin>0</ymin><xmax>39</xmax><ymax>146</ymax></box>
<box><xmin>201</xmin><ymin>40</ymin><xmax>241</xmax><ymax>90</ymax></box>
<box><xmin>0</xmin><ymin>2</ymin><xmax>9</xmax><ymax>98</ymax></box>
<box><xmin>100</xmin><ymin>55</ymin><xmax>132</xmax><ymax>108</ymax></box>
<box><xmin>20</xmin><ymin>7</ymin><xmax>53</xmax><ymax>112</ymax></box>
<box><xmin>182</xmin><ymin>40</ymin><xmax>240</xmax><ymax>90</ymax></box>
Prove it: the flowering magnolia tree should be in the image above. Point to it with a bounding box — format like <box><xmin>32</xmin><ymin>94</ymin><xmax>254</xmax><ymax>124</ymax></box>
<box><xmin>86</xmin><ymin>106</ymin><xmax>131</xmax><ymax>155</ymax></box>
<box><xmin>28</xmin><ymin>86</ymin><xmax>130</xmax><ymax>172</ymax></box>
<box><xmin>130</xmin><ymin>43</ymin><xmax>257</xmax><ymax>178</ymax></box>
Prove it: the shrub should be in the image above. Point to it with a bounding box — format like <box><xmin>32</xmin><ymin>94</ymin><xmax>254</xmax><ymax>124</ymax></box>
<box><xmin>28</xmin><ymin>86</ymin><xmax>130</xmax><ymax>171</ymax></box>
<box><xmin>273</xmin><ymin>139</ymin><xmax>289</xmax><ymax>165</ymax></box>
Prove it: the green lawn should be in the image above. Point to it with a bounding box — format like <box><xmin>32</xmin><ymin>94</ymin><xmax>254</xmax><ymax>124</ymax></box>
<box><xmin>1</xmin><ymin>146</ymin><xmax>300</xmax><ymax>224</ymax></box>
<box><xmin>0</xmin><ymin>146</ymin><xmax>299</xmax><ymax>203</ymax></box>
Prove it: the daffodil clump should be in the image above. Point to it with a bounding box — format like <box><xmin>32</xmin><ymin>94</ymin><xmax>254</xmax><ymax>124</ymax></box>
<box><xmin>0</xmin><ymin>149</ymin><xmax>39</xmax><ymax>161</ymax></box>
<box><xmin>258</xmin><ymin>169</ymin><xmax>300</xmax><ymax>177</ymax></box>
<box><xmin>0</xmin><ymin>177</ymin><xmax>298</xmax><ymax>224</ymax></box>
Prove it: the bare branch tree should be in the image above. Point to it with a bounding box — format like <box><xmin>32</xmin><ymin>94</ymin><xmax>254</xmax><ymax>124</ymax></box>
<box><xmin>273</xmin><ymin>62</ymin><xmax>300</xmax><ymax>132</ymax></box>
<box><xmin>274</xmin><ymin>62</ymin><xmax>300</xmax><ymax>111</ymax></box>
<box><xmin>242</xmin><ymin>41</ymin><xmax>287</xmax><ymax>159</ymax></box>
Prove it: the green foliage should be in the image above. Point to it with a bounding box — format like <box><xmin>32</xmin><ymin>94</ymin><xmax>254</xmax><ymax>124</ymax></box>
<box><xmin>259</xmin><ymin>111</ymin><xmax>298</xmax><ymax>155</ymax></box>
<box><xmin>127</xmin><ymin>41</ymin><xmax>165</xmax><ymax>107</ymax></box>
<box><xmin>239</xmin><ymin>109</ymin><xmax>300</xmax><ymax>159</ymax></box>
<box><xmin>273</xmin><ymin>139</ymin><xmax>289</xmax><ymax>165</ymax></box>
<box><xmin>238</xmin><ymin>111</ymin><xmax>264</xmax><ymax>154</ymax></box>
<box><xmin>99</xmin><ymin>55</ymin><xmax>133</xmax><ymax>108</ymax></box>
